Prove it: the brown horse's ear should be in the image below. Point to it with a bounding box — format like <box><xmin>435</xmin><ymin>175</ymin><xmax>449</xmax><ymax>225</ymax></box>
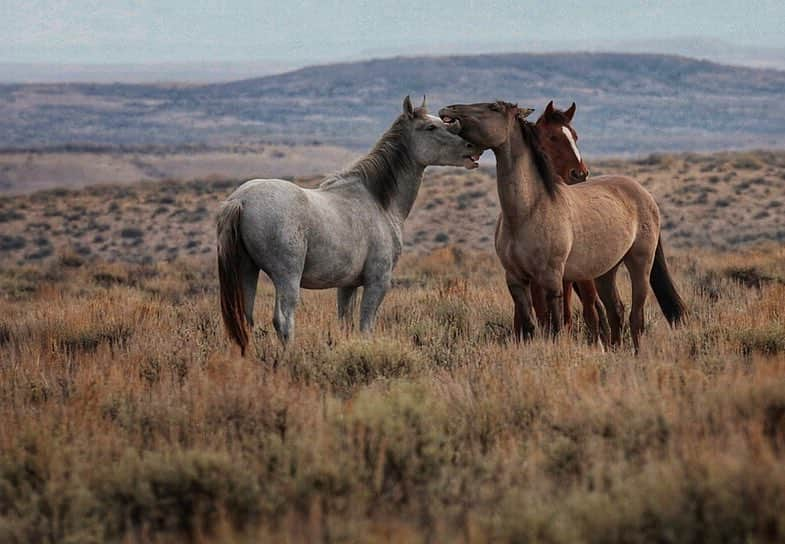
<box><xmin>565</xmin><ymin>102</ymin><xmax>576</xmax><ymax>121</ymax></box>
<box><xmin>545</xmin><ymin>100</ymin><xmax>555</xmax><ymax>117</ymax></box>
<box><xmin>402</xmin><ymin>96</ymin><xmax>415</xmax><ymax>118</ymax></box>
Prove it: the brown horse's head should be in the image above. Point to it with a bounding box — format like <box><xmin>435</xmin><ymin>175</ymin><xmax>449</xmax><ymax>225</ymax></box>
<box><xmin>535</xmin><ymin>101</ymin><xmax>589</xmax><ymax>183</ymax></box>
<box><xmin>438</xmin><ymin>101</ymin><xmax>535</xmax><ymax>151</ymax></box>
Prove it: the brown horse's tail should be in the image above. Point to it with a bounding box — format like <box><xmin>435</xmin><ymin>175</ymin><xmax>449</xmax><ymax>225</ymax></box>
<box><xmin>217</xmin><ymin>199</ymin><xmax>249</xmax><ymax>355</ymax></box>
<box><xmin>649</xmin><ymin>236</ymin><xmax>687</xmax><ymax>326</ymax></box>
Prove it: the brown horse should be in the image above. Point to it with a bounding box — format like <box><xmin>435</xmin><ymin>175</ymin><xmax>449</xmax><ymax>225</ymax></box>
<box><xmin>533</xmin><ymin>101</ymin><xmax>610</xmax><ymax>343</ymax></box>
<box><xmin>439</xmin><ymin>101</ymin><xmax>686</xmax><ymax>351</ymax></box>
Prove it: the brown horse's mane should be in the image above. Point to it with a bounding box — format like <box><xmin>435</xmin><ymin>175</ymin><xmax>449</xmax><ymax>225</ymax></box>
<box><xmin>339</xmin><ymin>111</ymin><xmax>418</xmax><ymax>209</ymax></box>
<box><xmin>517</xmin><ymin>116</ymin><xmax>560</xmax><ymax>198</ymax></box>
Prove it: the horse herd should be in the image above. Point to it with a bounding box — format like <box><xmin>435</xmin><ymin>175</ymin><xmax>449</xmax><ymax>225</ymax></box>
<box><xmin>217</xmin><ymin>96</ymin><xmax>686</xmax><ymax>355</ymax></box>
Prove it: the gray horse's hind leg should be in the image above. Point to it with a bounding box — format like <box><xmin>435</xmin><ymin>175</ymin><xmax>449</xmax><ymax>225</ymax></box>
<box><xmin>337</xmin><ymin>287</ymin><xmax>359</xmax><ymax>328</ymax></box>
<box><xmin>359</xmin><ymin>276</ymin><xmax>391</xmax><ymax>332</ymax></box>
<box><xmin>239</xmin><ymin>254</ymin><xmax>259</xmax><ymax>328</ymax></box>
<box><xmin>272</xmin><ymin>277</ymin><xmax>300</xmax><ymax>345</ymax></box>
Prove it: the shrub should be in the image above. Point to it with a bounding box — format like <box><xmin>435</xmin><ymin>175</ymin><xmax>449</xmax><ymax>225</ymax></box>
<box><xmin>120</xmin><ymin>227</ymin><xmax>144</xmax><ymax>239</ymax></box>
<box><xmin>734</xmin><ymin>325</ymin><xmax>785</xmax><ymax>356</ymax></box>
<box><xmin>320</xmin><ymin>338</ymin><xmax>424</xmax><ymax>393</ymax></box>
<box><xmin>0</xmin><ymin>235</ymin><xmax>26</xmax><ymax>251</ymax></box>
<box><xmin>93</xmin><ymin>450</ymin><xmax>261</xmax><ymax>539</ymax></box>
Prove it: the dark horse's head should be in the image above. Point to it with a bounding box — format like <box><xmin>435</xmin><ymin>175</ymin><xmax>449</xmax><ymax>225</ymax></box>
<box><xmin>438</xmin><ymin>101</ymin><xmax>534</xmax><ymax>151</ymax></box>
<box><xmin>536</xmin><ymin>101</ymin><xmax>589</xmax><ymax>183</ymax></box>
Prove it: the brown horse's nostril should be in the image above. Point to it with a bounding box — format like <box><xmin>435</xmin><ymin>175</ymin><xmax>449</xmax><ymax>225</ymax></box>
<box><xmin>570</xmin><ymin>169</ymin><xmax>588</xmax><ymax>182</ymax></box>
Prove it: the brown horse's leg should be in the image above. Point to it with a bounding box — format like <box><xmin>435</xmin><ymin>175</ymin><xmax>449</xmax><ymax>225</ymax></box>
<box><xmin>530</xmin><ymin>282</ymin><xmax>548</xmax><ymax>329</ymax></box>
<box><xmin>507</xmin><ymin>274</ymin><xmax>536</xmax><ymax>341</ymax></box>
<box><xmin>544</xmin><ymin>282</ymin><xmax>564</xmax><ymax>338</ymax></box>
<box><xmin>595</xmin><ymin>297</ymin><xmax>612</xmax><ymax>346</ymax></box>
<box><xmin>625</xmin><ymin>256</ymin><xmax>652</xmax><ymax>354</ymax></box>
<box><xmin>575</xmin><ymin>280</ymin><xmax>600</xmax><ymax>344</ymax></box>
<box><xmin>595</xmin><ymin>267</ymin><xmax>625</xmax><ymax>346</ymax></box>
<box><xmin>562</xmin><ymin>281</ymin><xmax>573</xmax><ymax>329</ymax></box>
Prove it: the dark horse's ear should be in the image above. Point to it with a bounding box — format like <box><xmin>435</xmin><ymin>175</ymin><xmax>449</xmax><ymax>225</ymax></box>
<box><xmin>402</xmin><ymin>96</ymin><xmax>415</xmax><ymax>118</ymax></box>
<box><xmin>545</xmin><ymin>100</ymin><xmax>555</xmax><ymax>116</ymax></box>
<box><xmin>565</xmin><ymin>102</ymin><xmax>576</xmax><ymax>121</ymax></box>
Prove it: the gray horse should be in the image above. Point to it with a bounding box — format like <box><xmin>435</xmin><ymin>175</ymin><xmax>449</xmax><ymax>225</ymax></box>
<box><xmin>217</xmin><ymin>96</ymin><xmax>481</xmax><ymax>354</ymax></box>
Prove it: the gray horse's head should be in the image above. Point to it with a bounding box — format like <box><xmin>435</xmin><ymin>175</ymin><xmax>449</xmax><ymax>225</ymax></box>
<box><xmin>402</xmin><ymin>96</ymin><xmax>483</xmax><ymax>169</ymax></box>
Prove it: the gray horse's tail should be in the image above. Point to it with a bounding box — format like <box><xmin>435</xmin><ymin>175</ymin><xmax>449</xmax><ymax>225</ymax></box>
<box><xmin>649</xmin><ymin>235</ymin><xmax>687</xmax><ymax>326</ymax></box>
<box><xmin>217</xmin><ymin>199</ymin><xmax>249</xmax><ymax>355</ymax></box>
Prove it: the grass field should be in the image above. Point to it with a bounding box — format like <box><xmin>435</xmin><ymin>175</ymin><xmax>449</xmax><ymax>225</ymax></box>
<box><xmin>2</xmin><ymin>241</ymin><xmax>785</xmax><ymax>542</ymax></box>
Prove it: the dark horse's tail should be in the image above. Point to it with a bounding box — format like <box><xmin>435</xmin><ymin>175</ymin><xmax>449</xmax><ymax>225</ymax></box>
<box><xmin>649</xmin><ymin>236</ymin><xmax>687</xmax><ymax>326</ymax></box>
<box><xmin>217</xmin><ymin>199</ymin><xmax>249</xmax><ymax>355</ymax></box>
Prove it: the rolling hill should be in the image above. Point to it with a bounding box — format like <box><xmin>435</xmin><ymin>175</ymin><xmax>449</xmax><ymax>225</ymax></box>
<box><xmin>2</xmin><ymin>52</ymin><xmax>785</xmax><ymax>155</ymax></box>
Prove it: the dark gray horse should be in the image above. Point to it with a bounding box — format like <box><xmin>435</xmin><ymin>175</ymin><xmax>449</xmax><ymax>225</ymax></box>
<box><xmin>217</xmin><ymin>96</ymin><xmax>481</xmax><ymax>354</ymax></box>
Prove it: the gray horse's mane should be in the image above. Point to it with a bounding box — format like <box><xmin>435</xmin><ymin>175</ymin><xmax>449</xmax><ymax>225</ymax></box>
<box><xmin>332</xmin><ymin>111</ymin><xmax>418</xmax><ymax>209</ymax></box>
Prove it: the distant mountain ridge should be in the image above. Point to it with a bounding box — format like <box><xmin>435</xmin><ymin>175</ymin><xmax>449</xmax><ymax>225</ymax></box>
<box><xmin>1</xmin><ymin>52</ymin><xmax>784</xmax><ymax>155</ymax></box>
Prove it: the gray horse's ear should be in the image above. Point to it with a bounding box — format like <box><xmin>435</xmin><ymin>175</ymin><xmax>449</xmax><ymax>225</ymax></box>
<box><xmin>402</xmin><ymin>96</ymin><xmax>415</xmax><ymax>118</ymax></box>
<box><xmin>565</xmin><ymin>102</ymin><xmax>576</xmax><ymax>121</ymax></box>
<box><xmin>519</xmin><ymin>108</ymin><xmax>535</xmax><ymax>119</ymax></box>
<box><xmin>420</xmin><ymin>95</ymin><xmax>427</xmax><ymax>110</ymax></box>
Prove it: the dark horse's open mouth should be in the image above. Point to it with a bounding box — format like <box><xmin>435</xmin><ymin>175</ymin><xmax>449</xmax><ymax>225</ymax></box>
<box><xmin>441</xmin><ymin>111</ymin><xmax>480</xmax><ymax>168</ymax></box>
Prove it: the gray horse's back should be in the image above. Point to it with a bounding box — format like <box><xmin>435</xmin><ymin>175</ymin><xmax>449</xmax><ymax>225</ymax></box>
<box><xmin>228</xmin><ymin>178</ymin><xmax>384</xmax><ymax>289</ymax></box>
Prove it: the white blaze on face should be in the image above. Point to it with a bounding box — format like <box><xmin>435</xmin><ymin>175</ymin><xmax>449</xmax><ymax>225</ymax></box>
<box><xmin>561</xmin><ymin>126</ymin><xmax>582</xmax><ymax>163</ymax></box>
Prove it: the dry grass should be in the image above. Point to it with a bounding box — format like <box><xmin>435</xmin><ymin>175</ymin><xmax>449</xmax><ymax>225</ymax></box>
<box><xmin>2</xmin><ymin>244</ymin><xmax>785</xmax><ymax>542</ymax></box>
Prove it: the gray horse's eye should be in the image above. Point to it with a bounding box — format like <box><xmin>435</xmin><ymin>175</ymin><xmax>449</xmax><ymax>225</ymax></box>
<box><xmin>426</xmin><ymin>125</ymin><xmax>437</xmax><ymax>131</ymax></box>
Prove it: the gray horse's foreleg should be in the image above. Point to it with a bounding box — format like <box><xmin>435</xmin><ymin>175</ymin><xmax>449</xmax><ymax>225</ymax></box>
<box><xmin>337</xmin><ymin>287</ymin><xmax>359</xmax><ymax>328</ymax></box>
<box><xmin>272</xmin><ymin>279</ymin><xmax>300</xmax><ymax>345</ymax></box>
<box><xmin>359</xmin><ymin>277</ymin><xmax>391</xmax><ymax>332</ymax></box>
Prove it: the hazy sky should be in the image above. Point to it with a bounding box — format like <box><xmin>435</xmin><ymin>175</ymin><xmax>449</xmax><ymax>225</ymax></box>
<box><xmin>3</xmin><ymin>0</ymin><xmax>785</xmax><ymax>64</ymax></box>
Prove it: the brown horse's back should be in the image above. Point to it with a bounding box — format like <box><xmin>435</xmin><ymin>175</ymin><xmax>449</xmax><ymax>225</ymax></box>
<box><xmin>571</xmin><ymin>175</ymin><xmax>658</xmax><ymax>209</ymax></box>
<box><xmin>562</xmin><ymin>175</ymin><xmax>660</xmax><ymax>282</ymax></box>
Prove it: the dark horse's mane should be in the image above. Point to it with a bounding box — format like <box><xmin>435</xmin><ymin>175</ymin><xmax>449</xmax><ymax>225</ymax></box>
<box><xmin>517</xmin><ymin>115</ymin><xmax>561</xmax><ymax>198</ymax></box>
<box><xmin>339</xmin><ymin>112</ymin><xmax>417</xmax><ymax>209</ymax></box>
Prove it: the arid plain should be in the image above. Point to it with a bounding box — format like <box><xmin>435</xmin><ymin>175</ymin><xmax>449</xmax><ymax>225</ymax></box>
<box><xmin>2</xmin><ymin>145</ymin><xmax>785</xmax><ymax>541</ymax></box>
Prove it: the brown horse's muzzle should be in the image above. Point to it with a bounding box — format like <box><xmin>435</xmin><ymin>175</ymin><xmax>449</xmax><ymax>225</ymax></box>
<box><xmin>570</xmin><ymin>168</ymin><xmax>590</xmax><ymax>183</ymax></box>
